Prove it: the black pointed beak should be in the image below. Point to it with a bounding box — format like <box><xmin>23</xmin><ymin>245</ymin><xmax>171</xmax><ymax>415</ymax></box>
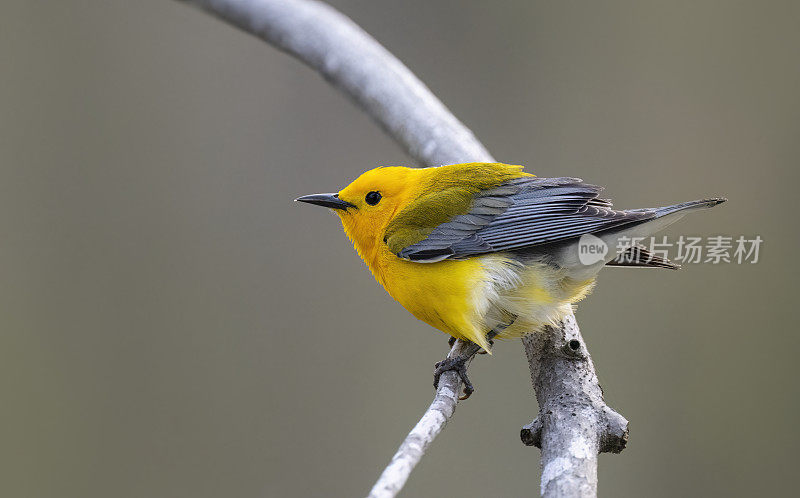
<box><xmin>295</xmin><ymin>193</ymin><xmax>356</xmax><ymax>210</ymax></box>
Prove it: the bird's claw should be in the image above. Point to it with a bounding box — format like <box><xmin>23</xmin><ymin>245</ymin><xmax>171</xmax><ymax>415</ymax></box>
<box><xmin>433</xmin><ymin>355</ymin><xmax>474</xmax><ymax>400</ymax></box>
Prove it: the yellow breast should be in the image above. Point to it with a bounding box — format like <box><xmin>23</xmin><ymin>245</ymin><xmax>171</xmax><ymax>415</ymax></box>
<box><xmin>348</xmin><ymin>220</ymin><xmax>595</xmax><ymax>352</ymax></box>
<box><xmin>371</xmin><ymin>244</ymin><xmax>490</xmax><ymax>346</ymax></box>
<box><xmin>370</xmin><ymin>246</ymin><xmax>596</xmax><ymax>350</ymax></box>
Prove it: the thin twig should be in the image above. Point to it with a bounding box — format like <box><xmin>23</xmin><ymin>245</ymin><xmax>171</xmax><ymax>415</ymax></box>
<box><xmin>368</xmin><ymin>339</ymin><xmax>476</xmax><ymax>498</ymax></box>
<box><xmin>175</xmin><ymin>1</ymin><xmax>629</xmax><ymax>497</ymax></box>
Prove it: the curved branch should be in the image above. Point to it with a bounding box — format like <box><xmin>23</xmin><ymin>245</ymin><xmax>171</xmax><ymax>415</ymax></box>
<box><xmin>176</xmin><ymin>0</ymin><xmax>493</xmax><ymax>167</ymax></box>
<box><xmin>175</xmin><ymin>1</ymin><xmax>629</xmax><ymax>497</ymax></box>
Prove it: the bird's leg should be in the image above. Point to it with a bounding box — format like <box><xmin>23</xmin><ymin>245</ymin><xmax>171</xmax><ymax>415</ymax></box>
<box><xmin>434</xmin><ymin>321</ymin><xmax>515</xmax><ymax>399</ymax></box>
<box><xmin>477</xmin><ymin>317</ymin><xmax>516</xmax><ymax>354</ymax></box>
<box><xmin>434</xmin><ymin>332</ymin><xmax>497</xmax><ymax>399</ymax></box>
<box><xmin>433</xmin><ymin>353</ymin><xmax>476</xmax><ymax>400</ymax></box>
<box><xmin>476</xmin><ymin>326</ymin><xmax>503</xmax><ymax>354</ymax></box>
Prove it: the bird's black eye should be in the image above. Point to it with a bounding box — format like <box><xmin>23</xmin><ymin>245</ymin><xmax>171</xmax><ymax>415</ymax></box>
<box><xmin>365</xmin><ymin>191</ymin><xmax>382</xmax><ymax>206</ymax></box>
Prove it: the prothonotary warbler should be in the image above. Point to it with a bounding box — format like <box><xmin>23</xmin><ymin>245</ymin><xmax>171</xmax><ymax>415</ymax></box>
<box><xmin>296</xmin><ymin>162</ymin><xmax>725</xmax><ymax>397</ymax></box>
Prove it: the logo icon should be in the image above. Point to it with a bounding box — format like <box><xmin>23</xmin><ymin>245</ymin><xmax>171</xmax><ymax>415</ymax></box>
<box><xmin>577</xmin><ymin>234</ymin><xmax>608</xmax><ymax>266</ymax></box>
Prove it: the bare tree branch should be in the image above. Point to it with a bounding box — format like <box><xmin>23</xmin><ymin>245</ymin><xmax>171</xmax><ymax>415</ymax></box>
<box><xmin>520</xmin><ymin>314</ymin><xmax>628</xmax><ymax>497</ymax></box>
<box><xmin>175</xmin><ymin>1</ymin><xmax>629</xmax><ymax>496</ymax></box>
<box><xmin>176</xmin><ymin>0</ymin><xmax>492</xmax><ymax>167</ymax></box>
<box><xmin>368</xmin><ymin>339</ymin><xmax>478</xmax><ymax>498</ymax></box>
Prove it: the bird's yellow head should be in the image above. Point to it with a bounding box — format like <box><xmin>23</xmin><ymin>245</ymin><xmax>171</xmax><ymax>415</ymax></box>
<box><xmin>296</xmin><ymin>163</ymin><xmax>529</xmax><ymax>265</ymax></box>
<box><xmin>296</xmin><ymin>166</ymin><xmax>421</xmax><ymax>261</ymax></box>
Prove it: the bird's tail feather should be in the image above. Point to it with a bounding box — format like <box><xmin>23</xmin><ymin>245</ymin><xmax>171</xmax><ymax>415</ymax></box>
<box><xmin>606</xmin><ymin>244</ymin><xmax>681</xmax><ymax>270</ymax></box>
<box><xmin>652</xmin><ymin>197</ymin><xmax>727</xmax><ymax>217</ymax></box>
<box><xmin>555</xmin><ymin>196</ymin><xmax>726</xmax><ymax>279</ymax></box>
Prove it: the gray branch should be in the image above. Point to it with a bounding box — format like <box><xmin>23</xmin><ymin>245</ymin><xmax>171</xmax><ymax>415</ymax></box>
<box><xmin>176</xmin><ymin>0</ymin><xmax>492</xmax><ymax>167</ymax></box>
<box><xmin>520</xmin><ymin>314</ymin><xmax>628</xmax><ymax>497</ymax></box>
<box><xmin>368</xmin><ymin>339</ymin><xmax>478</xmax><ymax>498</ymax></box>
<box><xmin>175</xmin><ymin>1</ymin><xmax>628</xmax><ymax>496</ymax></box>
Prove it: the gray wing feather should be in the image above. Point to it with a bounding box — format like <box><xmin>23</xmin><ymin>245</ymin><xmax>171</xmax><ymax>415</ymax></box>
<box><xmin>396</xmin><ymin>176</ymin><xmax>656</xmax><ymax>262</ymax></box>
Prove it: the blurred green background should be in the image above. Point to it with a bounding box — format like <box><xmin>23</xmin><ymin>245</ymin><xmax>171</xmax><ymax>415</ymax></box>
<box><xmin>2</xmin><ymin>1</ymin><xmax>798</xmax><ymax>496</ymax></box>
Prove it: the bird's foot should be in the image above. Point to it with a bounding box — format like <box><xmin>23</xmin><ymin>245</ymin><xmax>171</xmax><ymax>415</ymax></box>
<box><xmin>433</xmin><ymin>355</ymin><xmax>474</xmax><ymax>400</ymax></box>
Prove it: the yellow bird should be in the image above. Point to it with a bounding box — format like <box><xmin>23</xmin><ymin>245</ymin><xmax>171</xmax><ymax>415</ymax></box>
<box><xmin>297</xmin><ymin>163</ymin><xmax>725</xmax><ymax>397</ymax></box>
